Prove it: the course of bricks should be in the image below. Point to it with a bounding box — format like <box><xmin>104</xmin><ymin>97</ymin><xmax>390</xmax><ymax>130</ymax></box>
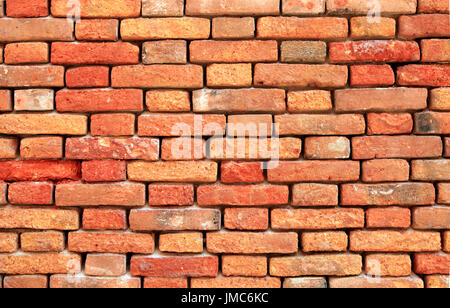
<box><xmin>0</xmin><ymin>0</ymin><xmax>449</xmax><ymax>288</ymax></box>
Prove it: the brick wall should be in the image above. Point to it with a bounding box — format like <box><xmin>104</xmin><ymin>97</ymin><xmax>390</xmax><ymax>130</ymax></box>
<box><xmin>0</xmin><ymin>0</ymin><xmax>449</xmax><ymax>288</ymax></box>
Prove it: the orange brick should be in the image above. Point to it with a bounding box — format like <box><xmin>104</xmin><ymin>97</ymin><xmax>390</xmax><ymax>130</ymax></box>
<box><xmin>14</xmin><ymin>89</ymin><xmax>54</xmax><ymax>111</ymax></box>
<box><xmin>50</xmin><ymin>276</ymin><xmax>140</xmax><ymax>288</ymax></box>
<box><xmin>85</xmin><ymin>254</ymin><xmax>126</xmax><ymax>277</ymax></box>
<box><xmin>52</xmin><ymin>0</ymin><xmax>141</xmax><ymax>17</ymax></box>
<box><xmin>191</xmin><ymin>277</ymin><xmax>281</xmax><ymax>289</ymax></box>
<box><xmin>270</xmin><ymin>254</ymin><xmax>362</xmax><ymax>276</ymax></box>
<box><xmin>82</xmin><ymin>160</ymin><xmax>127</xmax><ymax>182</ymax></box>
<box><xmin>283</xmin><ymin>0</ymin><xmax>325</xmax><ymax>15</ymax></box>
<box><xmin>221</xmin><ymin>162</ymin><xmax>264</xmax><ymax>183</ymax></box>
<box><xmin>66</xmin><ymin>137</ymin><xmax>159</xmax><ymax>161</ymax></box>
<box><xmin>198</xmin><ymin>184</ymin><xmax>289</xmax><ymax>206</ymax></box>
<box><xmin>287</xmin><ymin>90</ymin><xmax>332</xmax><ymax>112</ymax></box>
<box><xmin>351</xmin><ymin>17</ymin><xmax>396</xmax><ymax>39</ymax></box>
<box><xmin>142</xmin><ymin>0</ymin><xmax>184</xmax><ymax>16</ymax></box>
<box><xmin>83</xmin><ymin>209</ymin><xmax>127</xmax><ymax>231</ymax></box>
<box><xmin>146</xmin><ymin>90</ymin><xmax>190</xmax><ymax>112</ymax></box>
<box><xmin>186</xmin><ymin>0</ymin><xmax>279</xmax><ymax>15</ymax></box>
<box><xmin>399</xmin><ymin>14</ymin><xmax>450</xmax><ymax>39</ymax></box>
<box><xmin>366</xmin><ymin>208</ymin><xmax>411</xmax><ymax>229</ymax></box>
<box><xmin>91</xmin><ymin>114</ymin><xmax>135</xmax><ymax>136</ymax></box>
<box><xmin>130</xmin><ymin>209</ymin><xmax>221</xmax><ymax>231</ymax></box>
<box><xmin>224</xmin><ymin>208</ymin><xmax>269</xmax><ymax>230</ymax></box>
<box><xmin>421</xmin><ymin>39</ymin><xmax>450</xmax><ymax>62</ymax></box>
<box><xmin>350</xmin><ymin>65</ymin><xmax>395</xmax><ymax>86</ymax></box>
<box><xmin>0</xmin><ymin>160</ymin><xmax>80</xmax><ymax>181</ymax></box>
<box><xmin>0</xmin><ymin>208</ymin><xmax>79</xmax><ymax>230</ymax></box>
<box><xmin>142</xmin><ymin>40</ymin><xmax>186</xmax><ymax>64</ymax></box>
<box><xmin>112</xmin><ymin>65</ymin><xmax>203</xmax><ymax>88</ymax></box>
<box><xmin>276</xmin><ymin>114</ymin><xmax>364</xmax><ymax>135</ymax></box>
<box><xmin>304</xmin><ymin>137</ymin><xmax>350</xmax><ymax>159</ymax></box>
<box><xmin>302</xmin><ymin>232</ymin><xmax>348</xmax><ymax>252</ymax></box>
<box><xmin>190</xmin><ymin>40</ymin><xmax>278</xmax><ymax>63</ymax></box>
<box><xmin>144</xmin><ymin>278</ymin><xmax>187</xmax><ymax>288</ymax></box>
<box><xmin>284</xmin><ymin>278</ymin><xmax>327</xmax><ymax>289</ymax></box>
<box><xmin>128</xmin><ymin>161</ymin><xmax>217</xmax><ymax>182</ymax></box>
<box><xmin>445</xmin><ymin>232</ymin><xmax>450</xmax><ymax>252</ymax></box>
<box><xmin>0</xmin><ymin>254</ymin><xmax>80</xmax><ymax>275</ymax></box>
<box><xmin>0</xmin><ymin>233</ymin><xmax>18</xmax><ymax>253</ymax></box>
<box><xmin>366</xmin><ymin>254</ymin><xmax>411</xmax><ymax>277</ymax></box>
<box><xmin>257</xmin><ymin>17</ymin><xmax>348</xmax><ymax>39</ymax></box>
<box><xmin>4</xmin><ymin>43</ymin><xmax>48</xmax><ymax>64</ymax></box>
<box><xmin>0</xmin><ymin>138</ymin><xmax>17</xmax><ymax>159</ymax></box>
<box><xmin>159</xmin><ymin>232</ymin><xmax>203</xmax><ymax>253</ymax></box>
<box><xmin>426</xmin><ymin>275</ymin><xmax>450</xmax><ymax>288</ymax></box>
<box><xmin>367</xmin><ymin>113</ymin><xmax>413</xmax><ymax>135</ymax></box>
<box><xmin>0</xmin><ymin>19</ymin><xmax>73</xmax><ymax>42</ymax></box>
<box><xmin>0</xmin><ymin>90</ymin><xmax>12</xmax><ymax>111</ymax></box>
<box><xmin>350</xmin><ymin>231</ymin><xmax>441</xmax><ymax>252</ymax></box>
<box><xmin>412</xmin><ymin>160</ymin><xmax>450</xmax><ymax>181</ymax></box>
<box><xmin>414</xmin><ymin>254</ymin><xmax>450</xmax><ymax>275</ymax></box>
<box><xmin>148</xmin><ymin>184</ymin><xmax>194</xmax><ymax>206</ymax></box>
<box><xmin>272</xmin><ymin>209</ymin><xmax>365</xmax><ymax>230</ymax></box>
<box><xmin>131</xmin><ymin>256</ymin><xmax>218</xmax><ymax>277</ymax></box>
<box><xmin>161</xmin><ymin>137</ymin><xmax>205</xmax><ymax>160</ymax></box>
<box><xmin>413</xmin><ymin>207</ymin><xmax>450</xmax><ymax>229</ymax></box>
<box><xmin>398</xmin><ymin>65</ymin><xmax>450</xmax><ymax>87</ymax></box>
<box><xmin>362</xmin><ymin>159</ymin><xmax>410</xmax><ymax>182</ymax></box>
<box><xmin>65</xmin><ymin>66</ymin><xmax>110</xmax><ymax>88</ymax></box>
<box><xmin>327</xmin><ymin>0</ymin><xmax>417</xmax><ymax>14</ymax></box>
<box><xmin>0</xmin><ymin>183</ymin><xmax>6</xmax><ymax>205</ymax></box>
<box><xmin>0</xmin><ymin>114</ymin><xmax>86</xmax><ymax>135</ymax></box>
<box><xmin>207</xmin><ymin>232</ymin><xmax>298</xmax><ymax>254</ymax></box>
<box><xmin>3</xmin><ymin>275</ymin><xmax>47</xmax><ymax>288</ymax></box>
<box><xmin>21</xmin><ymin>232</ymin><xmax>64</xmax><ymax>252</ymax></box>
<box><xmin>292</xmin><ymin>184</ymin><xmax>338</xmax><ymax>206</ymax></box>
<box><xmin>419</xmin><ymin>0</ymin><xmax>449</xmax><ymax>13</ymax></box>
<box><xmin>121</xmin><ymin>18</ymin><xmax>210</xmax><ymax>40</ymax></box>
<box><xmin>352</xmin><ymin>136</ymin><xmax>442</xmax><ymax>159</ymax></box>
<box><xmin>75</xmin><ymin>19</ymin><xmax>119</xmax><ymax>41</ymax></box>
<box><xmin>212</xmin><ymin>18</ymin><xmax>255</xmax><ymax>39</ymax></box>
<box><xmin>438</xmin><ymin>183</ymin><xmax>450</xmax><ymax>204</ymax></box>
<box><xmin>56</xmin><ymin>183</ymin><xmax>145</xmax><ymax>207</ymax></box>
<box><xmin>8</xmin><ymin>182</ymin><xmax>53</xmax><ymax>205</ymax></box>
<box><xmin>207</xmin><ymin>64</ymin><xmax>252</xmax><ymax>87</ymax></box>
<box><xmin>415</xmin><ymin>112</ymin><xmax>450</xmax><ymax>134</ymax></box>
<box><xmin>6</xmin><ymin>0</ymin><xmax>48</xmax><ymax>17</ymax></box>
<box><xmin>222</xmin><ymin>256</ymin><xmax>267</xmax><ymax>277</ymax></box>
<box><xmin>255</xmin><ymin>64</ymin><xmax>348</xmax><ymax>88</ymax></box>
<box><xmin>447</xmin><ymin>138</ymin><xmax>450</xmax><ymax>157</ymax></box>
<box><xmin>69</xmin><ymin>232</ymin><xmax>154</xmax><ymax>254</ymax></box>
<box><xmin>0</xmin><ymin>65</ymin><xmax>64</xmax><ymax>88</ymax></box>
<box><xmin>329</xmin><ymin>276</ymin><xmax>423</xmax><ymax>288</ymax></box>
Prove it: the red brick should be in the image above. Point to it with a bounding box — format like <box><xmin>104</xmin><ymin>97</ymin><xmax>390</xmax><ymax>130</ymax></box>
<box><xmin>207</xmin><ymin>64</ymin><xmax>253</xmax><ymax>87</ymax></box>
<box><xmin>350</xmin><ymin>65</ymin><xmax>395</xmax><ymax>86</ymax></box>
<box><xmin>399</xmin><ymin>14</ymin><xmax>450</xmax><ymax>39</ymax></box>
<box><xmin>207</xmin><ymin>232</ymin><xmax>298</xmax><ymax>254</ymax></box>
<box><xmin>288</xmin><ymin>90</ymin><xmax>332</xmax><ymax>112</ymax></box>
<box><xmin>413</xmin><ymin>207</ymin><xmax>450</xmax><ymax>229</ymax></box>
<box><xmin>142</xmin><ymin>40</ymin><xmax>186</xmax><ymax>64</ymax></box>
<box><xmin>0</xmin><ymin>115</ymin><xmax>84</xmax><ymax>135</ymax></box>
<box><xmin>0</xmin><ymin>65</ymin><xmax>64</xmax><ymax>87</ymax></box>
<box><xmin>329</xmin><ymin>276</ymin><xmax>424</xmax><ymax>288</ymax></box>
<box><xmin>198</xmin><ymin>184</ymin><xmax>289</xmax><ymax>206</ymax></box>
<box><xmin>0</xmin><ymin>161</ymin><xmax>80</xmax><ymax>181</ymax></box>
<box><xmin>56</xmin><ymin>183</ymin><xmax>145</xmax><ymax>207</ymax></box>
<box><xmin>66</xmin><ymin>66</ymin><xmax>110</xmax><ymax>88</ymax></box>
<box><xmin>0</xmin><ymin>254</ymin><xmax>81</xmax><ymax>275</ymax></box>
<box><xmin>272</xmin><ymin>209</ymin><xmax>365</xmax><ymax>230</ymax></box>
<box><xmin>85</xmin><ymin>254</ymin><xmax>126</xmax><ymax>277</ymax></box>
<box><xmin>191</xmin><ymin>40</ymin><xmax>277</xmax><ymax>63</ymax></box>
<box><xmin>422</xmin><ymin>39</ymin><xmax>450</xmax><ymax>62</ymax></box>
<box><xmin>268</xmin><ymin>161</ymin><xmax>360</xmax><ymax>182</ymax></box>
<box><xmin>186</xmin><ymin>0</ymin><xmax>279</xmax><ymax>15</ymax></box>
<box><xmin>367</xmin><ymin>113</ymin><xmax>413</xmax><ymax>135</ymax></box>
<box><xmin>76</xmin><ymin>19</ymin><xmax>119</xmax><ymax>41</ymax></box>
<box><xmin>142</xmin><ymin>0</ymin><xmax>184</xmax><ymax>16</ymax></box>
<box><xmin>52</xmin><ymin>42</ymin><xmax>138</xmax><ymax>65</ymax></box>
<box><xmin>292</xmin><ymin>184</ymin><xmax>338</xmax><ymax>206</ymax></box>
<box><xmin>221</xmin><ymin>162</ymin><xmax>264</xmax><ymax>183</ymax></box>
<box><xmin>6</xmin><ymin>0</ymin><xmax>48</xmax><ymax>17</ymax></box>
<box><xmin>335</xmin><ymin>88</ymin><xmax>427</xmax><ymax>112</ymax></box>
<box><xmin>83</xmin><ymin>209</ymin><xmax>127</xmax><ymax>230</ymax></box>
<box><xmin>20</xmin><ymin>137</ymin><xmax>62</xmax><ymax>160</ymax></box>
<box><xmin>350</xmin><ymin>17</ymin><xmax>396</xmax><ymax>39</ymax></box>
<box><xmin>82</xmin><ymin>160</ymin><xmax>126</xmax><ymax>182</ymax></box>
<box><xmin>362</xmin><ymin>159</ymin><xmax>410</xmax><ymax>182</ymax></box>
<box><xmin>0</xmin><ymin>233</ymin><xmax>18</xmax><ymax>253</ymax></box>
<box><xmin>14</xmin><ymin>89</ymin><xmax>53</xmax><ymax>111</ymax></box>
<box><xmin>3</xmin><ymin>275</ymin><xmax>47</xmax><ymax>288</ymax></box>
<box><xmin>414</xmin><ymin>254</ymin><xmax>450</xmax><ymax>275</ymax></box>
<box><xmin>0</xmin><ymin>90</ymin><xmax>12</xmax><ymax>111</ymax></box>
<box><xmin>366</xmin><ymin>254</ymin><xmax>412</xmax><ymax>277</ymax></box>
<box><xmin>130</xmin><ymin>209</ymin><xmax>221</xmax><ymax>231</ymax></box>
<box><xmin>148</xmin><ymin>184</ymin><xmax>194</xmax><ymax>206</ymax></box>
<box><xmin>146</xmin><ymin>90</ymin><xmax>191</xmax><ymax>112</ymax></box>
<box><xmin>270</xmin><ymin>254</ymin><xmax>362</xmax><ymax>276</ymax></box>
<box><xmin>159</xmin><ymin>232</ymin><xmax>203</xmax><ymax>253</ymax></box>
<box><xmin>50</xmin><ymin>276</ymin><xmax>140</xmax><ymax>288</ymax></box>
<box><xmin>398</xmin><ymin>65</ymin><xmax>450</xmax><ymax>86</ymax></box>
<box><xmin>0</xmin><ymin>138</ymin><xmax>17</xmax><ymax>159</ymax></box>
<box><xmin>224</xmin><ymin>208</ymin><xmax>269</xmax><ymax>230</ymax></box>
<box><xmin>193</xmin><ymin>89</ymin><xmax>285</xmax><ymax>113</ymax></box>
<box><xmin>352</xmin><ymin>136</ymin><xmax>442</xmax><ymax>159</ymax></box>
<box><xmin>283</xmin><ymin>0</ymin><xmax>326</xmax><ymax>15</ymax></box>
<box><xmin>412</xmin><ymin>160</ymin><xmax>450</xmax><ymax>181</ymax></box>
<box><xmin>212</xmin><ymin>18</ymin><xmax>255</xmax><ymax>39</ymax></box>
<box><xmin>131</xmin><ymin>256</ymin><xmax>218</xmax><ymax>277</ymax></box>
<box><xmin>438</xmin><ymin>183</ymin><xmax>450</xmax><ymax>204</ymax></box>
<box><xmin>69</xmin><ymin>232</ymin><xmax>154</xmax><ymax>254</ymax></box>
<box><xmin>255</xmin><ymin>64</ymin><xmax>348</xmax><ymax>88</ymax></box>
<box><xmin>222</xmin><ymin>256</ymin><xmax>267</xmax><ymax>277</ymax></box>
<box><xmin>21</xmin><ymin>232</ymin><xmax>65</xmax><ymax>252</ymax></box>
<box><xmin>144</xmin><ymin>278</ymin><xmax>187</xmax><ymax>288</ymax></box>
<box><xmin>4</xmin><ymin>43</ymin><xmax>48</xmax><ymax>64</ymax></box>
<box><xmin>0</xmin><ymin>19</ymin><xmax>73</xmax><ymax>42</ymax></box>
<box><xmin>66</xmin><ymin>137</ymin><xmax>159</xmax><ymax>161</ymax></box>
<box><xmin>415</xmin><ymin>112</ymin><xmax>450</xmax><ymax>134</ymax></box>
<box><xmin>284</xmin><ymin>278</ymin><xmax>327</xmax><ymax>289</ymax></box>
<box><xmin>138</xmin><ymin>114</ymin><xmax>225</xmax><ymax>137</ymax></box>
<box><xmin>327</xmin><ymin>0</ymin><xmax>417</xmax><ymax>14</ymax></box>
<box><xmin>128</xmin><ymin>161</ymin><xmax>217</xmax><ymax>182</ymax></box>
<box><xmin>304</xmin><ymin>137</ymin><xmax>350</xmax><ymax>159</ymax></box>
<box><xmin>0</xmin><ymin>208</ymin><xmax>79</xmax><ymax>230</ymax></box>
<box><xmin>257</xmin><ymin>17</ymin><xmax>348</xmax><ymax>39</ymax></box>
<box><xmin>419</xmin><ymin>0</ymin><xmax>449</xmax><ymax>13</ymax></box>
<box><xmin>302</xmin><ymin>232</ymin><xmax>348</xmax><ymax>252</ymax></box>
<box><xmin>276</xmin><ymin>114</ymin><xmax>364</xmax><ymax>135</ymax></box>
<box><xmin>52</xmin><ymin>0</ymin><xmax>141</xmax><ymax>17</ymax></box>
<box><xmin>8</xmin><ymin>182</ymin><xmax>53</xmax><ymax>205</ymax></box>
<box><xmin>91</xmin><ymin>114</ymin><xmax>135</xmax><ymax>136</ymax></box>
<box><xmin>191</xmin><ymin>277</ymin><xmax>281</xmax><ymax>288</ymax></box>
<box><xmin>111</xmin><ymin>65</ymin><xmax>203</xmax><ymax>88</ymax></box>
<box><xmin>366</xmin><ymin>208</ymin><xmax>411</xmax><ymax>229</ymax></box>
<box><xmin>350</xmin><ymin>231</ymin><xmax>441</xmax><ymax>252</ymax></box>
<box><xmin>121</xmin><ymin>18</ymin><xmax>210</xmax><ymax>40</ymax></box>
